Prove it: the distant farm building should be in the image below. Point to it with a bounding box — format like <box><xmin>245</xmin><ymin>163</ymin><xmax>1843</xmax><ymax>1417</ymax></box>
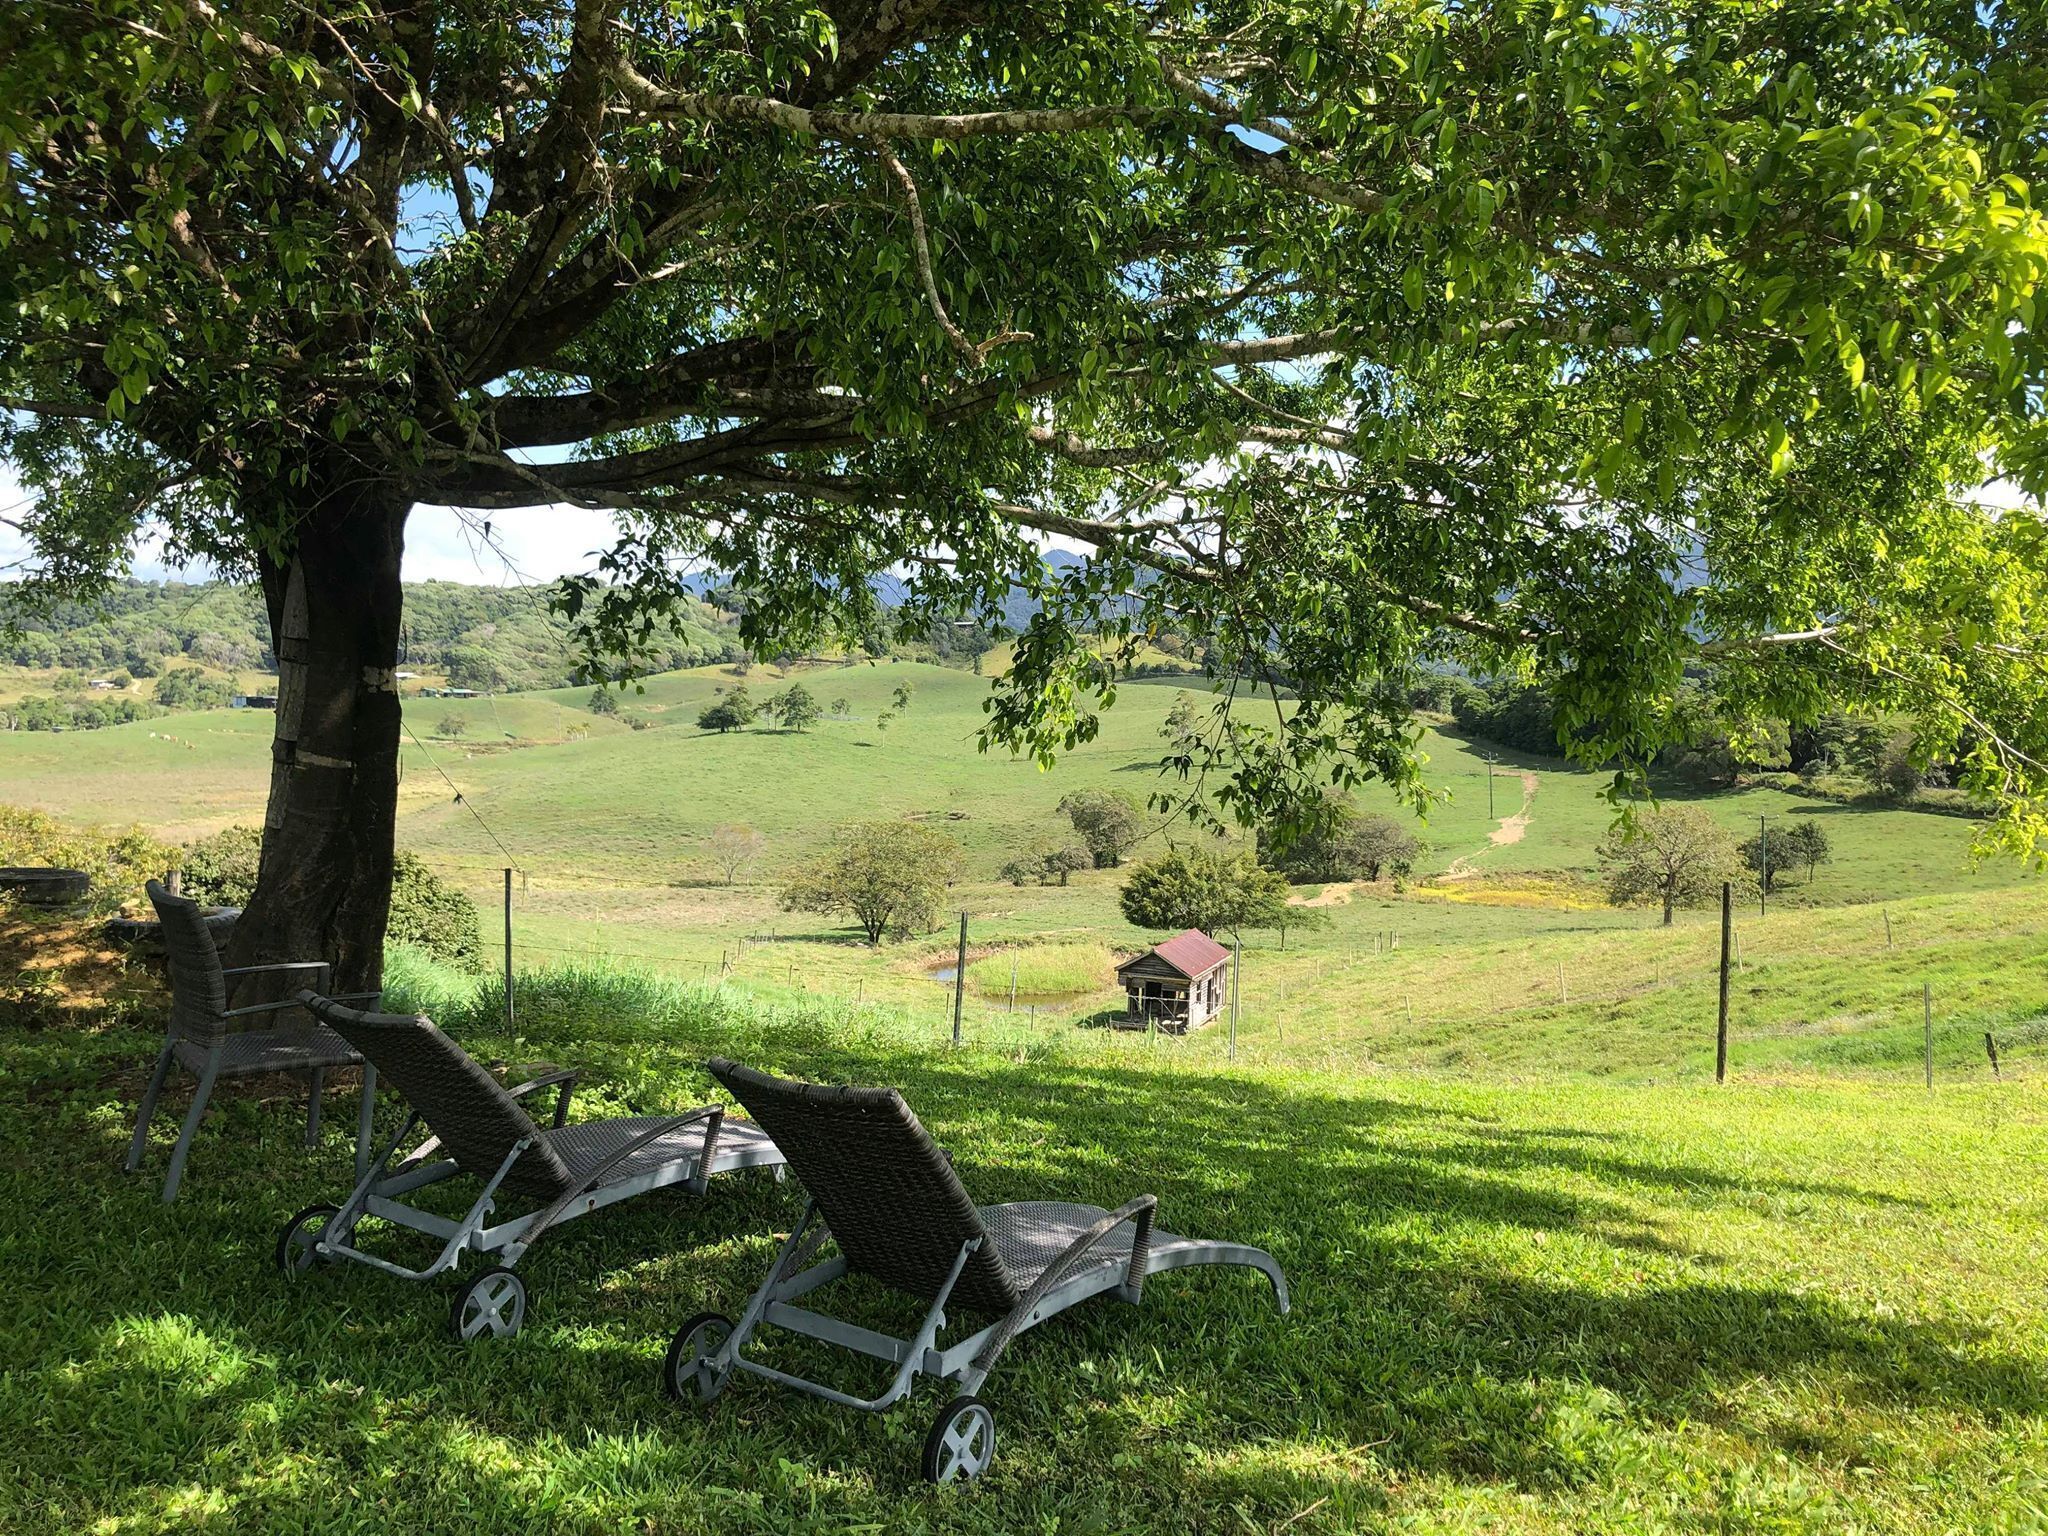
<box><xmin>1115</xmin><ymin>929</ymin><xmax>1231</xmax><ymax>1032</ymax></box>
<box><xmin>230</xmin><ymin>694</ymin><xmax>277</xmax><ymax>710</ymax></box>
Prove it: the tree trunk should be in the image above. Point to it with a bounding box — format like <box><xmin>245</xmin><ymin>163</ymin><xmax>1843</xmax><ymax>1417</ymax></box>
<box><xmin>223</xmin><ymin>476</ymin><xmax>409</xmax><ymax>1000</ymax></box>
<box><xmin>1662</xmin><ymin>890</ymin><xmax>1675</xmax><ymax>925</ymax></box>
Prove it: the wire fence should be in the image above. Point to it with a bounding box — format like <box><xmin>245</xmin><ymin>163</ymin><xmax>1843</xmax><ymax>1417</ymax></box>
<box><xmin>396</xmin><ymin>880</ymin><xmax>2039</xmax><ymax>1091</ymax></box>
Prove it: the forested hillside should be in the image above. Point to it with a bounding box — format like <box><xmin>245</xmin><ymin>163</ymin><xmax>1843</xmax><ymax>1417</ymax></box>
<box><xmin>0</xmin><ymin>579</ymin><xmax>744</xmax><ymax>698</ymax></box>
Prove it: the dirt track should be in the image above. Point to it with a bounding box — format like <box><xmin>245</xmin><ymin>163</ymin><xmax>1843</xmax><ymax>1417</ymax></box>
<box><xmin>1442</xmin><ymin>770</ymin><xmax>1538</xmax><ymax>879</ymax></box>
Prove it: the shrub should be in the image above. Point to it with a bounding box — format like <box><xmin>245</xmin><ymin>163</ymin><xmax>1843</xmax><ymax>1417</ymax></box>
<box><xmin>0</xmin><ymin>805</ymin><xmax>172</xmax><ymax>914</ymax></box>
<box><xmin>388</xmin><ymin>853</ymin><xmax>484</xmax><ymax>968</ymax></box>
<box><xmin>179</xmin><ymin>825</ymin><xmax>264</xmax><ymax>905</ymax></box>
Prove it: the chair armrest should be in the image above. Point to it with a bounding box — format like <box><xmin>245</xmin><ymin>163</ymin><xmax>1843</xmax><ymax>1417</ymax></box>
<box><xmin>222</xmin><ymin>997</ymin><xmax>319</xmax><ymax>1019</ymax></box>
<box><xmin>222</xmin><ymin>961</ymin><xmax>333</xmax><ymax>977</ymax></box>
<box><xmin>507</xmin><ymin>1068</ymin><xmax>579</xmax><ymax>1128</ymax></box>
<box><xmin>525</xmin><ymin>1107</ymin><xmax>720</xmax><ymax>1245</ymax></box>
<box><xmin>329</xmin><ymin>990</ymin><xmax>382</xmax><ymax>1004</ymax></box>
<box><xmin>973</xmin><ymin>1195</ymin><xmax>1158</xmax><ymax>1371</ymax></box>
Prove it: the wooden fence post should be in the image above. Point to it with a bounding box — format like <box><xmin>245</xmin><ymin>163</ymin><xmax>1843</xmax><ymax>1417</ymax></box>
<box><xmin>951</xmin><ymin>912</ymin><xmax>968</xmax><ymax>1047</ymax></box>
<box><xmin>1985</xmin><ymin>1032</ymin><xmax>2002</xmax><ymax>1078</ymax></box>
<box><xmin>1883</xmin><ymin>909</ymin><xmax>1894</xmax><ymax>949</ymax></box>
<box><xmin>1229</xmin><ymin>942</ymin><xmax>1240</xmax><ymax>1062</ymax></box>
<box><xmin>1923</xmin><ymin>981</ymin><xmax>1933</xmax><ymax>1091</ymax></box>
<box><xmin>503</xmin><ymin>868</ymin><xmax>515</xmax><ymax>1032</ymax></box>
<box><xmin>1716</xmin><ymin>882</ymin><xmax>1732</xmax><ymax>1084</ymax></box>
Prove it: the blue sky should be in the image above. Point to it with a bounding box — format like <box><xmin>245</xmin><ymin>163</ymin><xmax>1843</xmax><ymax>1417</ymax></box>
<box><xmin>0</xmin><ymin>466</ymin><xmax>623</xmax><ymax>588</ymax></box>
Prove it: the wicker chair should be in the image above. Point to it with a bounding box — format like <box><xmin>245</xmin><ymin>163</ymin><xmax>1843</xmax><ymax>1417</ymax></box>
<box><xmin>663</xmin><ymin>1058</ymin><xmax>1290</xmax><ymax>1484</ymax></box>
<box><xmin>125</xmin><ymin>880</ymin><xmax>379</xmax><ymax>1202</ymax></box>
<box><xmin>280</xmin><ymin>994</ymin><xmax>787</xmax><ymax>1342</ymax></box>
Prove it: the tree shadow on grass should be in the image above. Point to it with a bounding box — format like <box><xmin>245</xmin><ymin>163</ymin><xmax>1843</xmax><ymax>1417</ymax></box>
<box><xmin>4</xmin><ymin>1017</ymin><xmax>2037</xmax><ymax>1534</ymax></box>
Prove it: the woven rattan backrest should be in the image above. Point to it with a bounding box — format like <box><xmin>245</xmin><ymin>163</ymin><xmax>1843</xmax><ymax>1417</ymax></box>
<box><xmin>305</xmin><ymin>996</ymin><xmax>572</xmax><ymax>1199</ymax></box>
<box><xmin>147</xmin><ymin>879</ymin><xmax>229</xmax><ymax>1046</ymax></box>
<box><xmin>708</xmin><ymin>1059</ymin><xmax>1019</xmax><ymax>1312</ymax></box>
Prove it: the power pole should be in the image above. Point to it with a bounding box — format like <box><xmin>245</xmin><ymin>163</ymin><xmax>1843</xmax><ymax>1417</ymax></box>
<box><xmin>1486</xmin><ymin>753</ymin><xmax>1495</xmax><ymax>819</ymax></box>
<box><xmin>1758</xmin><ymin>813</ymin><xmax>1768</xmax><ymax>916</ymax></box>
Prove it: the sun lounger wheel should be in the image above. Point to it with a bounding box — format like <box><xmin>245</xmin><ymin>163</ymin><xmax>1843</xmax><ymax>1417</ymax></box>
<box><xmin>922</xmin><ymin>1396</ymin><xmax>997</xmax><ymax>1485</ymax></box>
<box><xmin>662</xmin><ymin>1312</ymin><xmax>735</xmax><ymax>1405</ymax></box>
<box><xmin>450</xmin><ymin>1267</ymin><xmax>527</xmax><ymax>1342</ymax></box>
<box><xmin>275</xmin><ymin>1204</ymin><xmax>342</xmax><ymax>1276</ymax></box>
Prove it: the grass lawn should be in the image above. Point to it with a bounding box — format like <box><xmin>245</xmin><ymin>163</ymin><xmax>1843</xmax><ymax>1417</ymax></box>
<box><xmin>3</xmin><ymin>934</ymin><xmax>2045</xmax><ymax>1534</ymax></box>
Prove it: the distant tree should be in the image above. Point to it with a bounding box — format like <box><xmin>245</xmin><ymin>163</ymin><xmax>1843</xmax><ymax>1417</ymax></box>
<box><xmin>1160</xmin><ymin>690</ymin><xmax>1202</xmax><ymax>761</ymax></box>
<box><xmin>1659</xmin><ymin>687</ymin><xmax>1793</xmax><ymax>784</ymax></box>
<box><xmin>1060</xmin><ymin>789</ymin><xmax>1145</xmax><ymax>869</ymax></box>
<box><xmin>999</xmin><ymin>855</ymin><xmax>1039</xmax><ymax>887</ymax></box>
<box><xmin>1041</xmin><ymin>843</ymin><xmax>1092</xmax><ymax>887</ymax></box>
<box><xmin>1348</xmin><ymin>815</ymin><xmax>1422</xmax><ymax>882</ymax></box>
<box><xmin>1598</xmin><ymin>806</ymin><xmax>1745</xmax><ymax>924</ymax></box>
<box><xmin>437</xmin><ymin>714</ymin><xmax>467</xmax><ymax>738</ymax></box>
<box><xmin>1119</xmin><ymin>845</ymin><xmax>1286</xmax><ymax>936</ymax></box>
<box><xmin>891</xmin><ymin>681</ymin><xmax>916</xmax><ymax>713</ymax></box>
<box><xmin>707</xmin><ymin>824</ymin><xmax>768</xmax><ymax>886</ymax></box>
<box><xmin>1791</xmin><ymin>712</ymin><xmax>1888</xmax><ymax>778</ymax></box>
<box><xmin>1264</xmin><ymin>896</ymin><xmax>1330</xmax><ymax>950</ymax></box>
<box><xmin>875</xmin><ymin>710</ymin><xmax>896</xmax><ymax>732</ymax></box>
<box><xmin>1785</xmin><ymin>819</ymin><xmax>1834</xmax><ymax>881</ymax></box>
<box><xmin>724</xmin><ymin>684</ymin><xmax>759</xmax><ymax>727</ymax></box>
<box><xmin>587</xmin><ymin>687</ymin><xmax>620</xmax><ymax>717</ymax></box>
<box><xmin>1874</xmin><ymin>733</ymin><xmax>1925</xmax><ymax>797</ymax></box>
<box><xmin>776</xmin><ymin>683</ymin><xmax>823</xmax><ymax>732</ymax></box>
<box><xmin>444</xmin><ymin>645</ymin><xmax>507</xmax><ymax>694</ymax></box>
<box><xmin>1738</xmin><ymin>826</ymin><xmax>1801</xmax><ymax>894</ymax></box>
<box><xmin>153</xmin><ymin>667</ymin><xmax>232</xmax><ymax>711</ymax></box>
<box><xmin>1264</xmin><ymin>798</ymin><xmax>1420</xmax><ymax>883</ymax></box>
<box><xmin>697</xmin><ymin>699</ymin><xmax>748</xmax><ymax>733</ymax></box>
<box><xmin>781</xmin><ymin>822</ymin><xmax>962</xmax><ymax>945</ymax></box>
<box><xmin>830</xmin><ymin>697</ymin><xmax>851</xmax><ymax>719</ymax></box>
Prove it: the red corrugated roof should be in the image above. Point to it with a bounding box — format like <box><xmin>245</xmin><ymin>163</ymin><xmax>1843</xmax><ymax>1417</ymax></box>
<box><xmin>1147</xmin><ymin>928</ymin><xmax>1231</xmax><ymax>978</ymax></box>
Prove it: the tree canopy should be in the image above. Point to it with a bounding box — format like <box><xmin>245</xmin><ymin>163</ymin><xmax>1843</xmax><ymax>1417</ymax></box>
<box><xmin>1596</xmin><ymin>804</ymin><xmax>1746</xmax><ymax>923</ymax></box>
<box><xmin>5</xmin><ymin>0</ymin><xmax>2047</xmax><ymax>983</ymax></box>
<box><xmin>781</xmin><ymin>820</ymin><xmax>961</xmax><ymax>944</ymax></box>
<box><xmin>1120</xmin><ymin>843</ymin><xmax>1289</xmax><ymax>936</ymax></box>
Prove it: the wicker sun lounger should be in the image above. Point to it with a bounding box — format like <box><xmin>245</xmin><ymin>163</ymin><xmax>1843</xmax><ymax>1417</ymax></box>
<box><xmin>280</xmin><ymin>994</ymin><xmax>786</xmax><ymax>1341</ymax></box>
<box><xmin>662</xmin><ymin>1058</ymin><xmax>1290</xmax><ymax>1483</ymax></box>
<box><xmin>125</xmin><ymin>880</ymin><xmax>380</xmax><ymax>1202</ymax></box>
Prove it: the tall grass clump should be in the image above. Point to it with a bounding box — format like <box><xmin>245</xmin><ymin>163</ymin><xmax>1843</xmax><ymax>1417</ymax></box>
<box><xmin>965</xmin><ymin>942</ymin><xmax>1115</xmax><ymax>998</ymax></box>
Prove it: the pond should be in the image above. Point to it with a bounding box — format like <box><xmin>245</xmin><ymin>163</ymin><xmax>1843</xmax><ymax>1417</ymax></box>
<box><xmin>924</xmin><ymin>960</ymin><xmax>1101</xmax><ymax>1014</ymax></box>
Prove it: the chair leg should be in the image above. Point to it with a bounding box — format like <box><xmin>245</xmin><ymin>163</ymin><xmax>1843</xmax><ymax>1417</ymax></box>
<box><xmin>161</xmin><ymin>1055</ymin><xmax>221</xmax><ymax>1204</ymax></box>
<box><xmin>354</xmin><ymin>1062</ymin><xmax>377</xmax><ymax>1180</ymax></box>
<box><xmin>304</xmin><ymin>1067</ymin><xmax>326</xmax><ymax>1147</ymax></box>
<box><xmin>125</xmin><ymin>1042</ymin><xmax>177</xmax><ymax>1172</ymax></box>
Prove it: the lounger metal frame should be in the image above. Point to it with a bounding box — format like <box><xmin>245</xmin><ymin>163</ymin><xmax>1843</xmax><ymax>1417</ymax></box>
<box><xmin>311</xmin><ymin>1099</ymin><xmax>785</xmax><ymax>1283</ymax></box>
<box><xmin>694</xmin><ymin>1195</ymin><xmax>1290</xmax><ymax>1413</ymax></box>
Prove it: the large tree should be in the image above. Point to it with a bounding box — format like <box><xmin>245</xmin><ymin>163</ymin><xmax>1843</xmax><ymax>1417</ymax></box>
<box><xmin>5</xmin><ymin>1</ymin><xmax>2046</xmax><ymax>990</ymax></box>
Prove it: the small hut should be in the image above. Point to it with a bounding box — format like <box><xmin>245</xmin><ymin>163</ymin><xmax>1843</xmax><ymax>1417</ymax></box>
<box><xmin>1115</xmin><ymin>929</ymin><xmax>1231</xmax><ymax>1033</ymax></box>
